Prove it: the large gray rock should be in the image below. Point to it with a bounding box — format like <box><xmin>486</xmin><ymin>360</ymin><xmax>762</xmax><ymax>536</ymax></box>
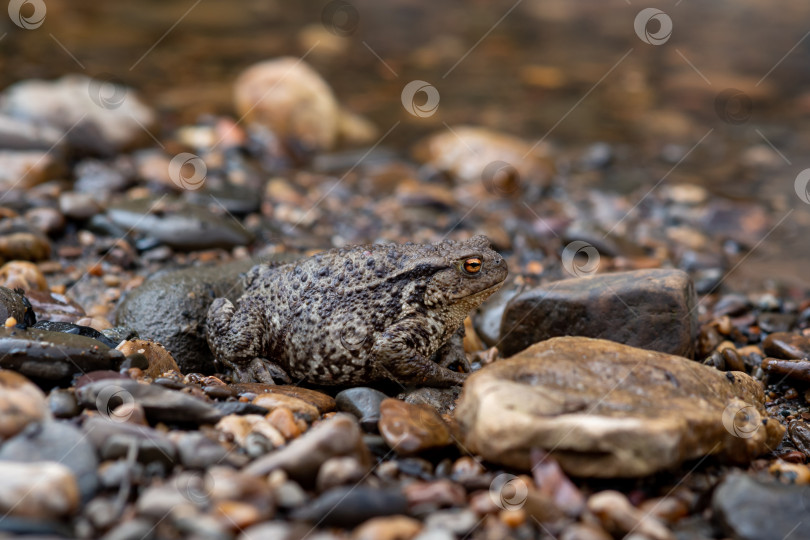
<box><xmin>455</xmin><ymin>337</ymin><xmax>784</xmax><ymax>477</ymax></box>
<box><xmin>712</xmin><ymin>473</ymin><xmax>810</xmax><ymax>540</ymax></box>
<box><xmin>499</xmin><ymin>269</ymin><xmax>697</xmax><ymax>358</ymax></box>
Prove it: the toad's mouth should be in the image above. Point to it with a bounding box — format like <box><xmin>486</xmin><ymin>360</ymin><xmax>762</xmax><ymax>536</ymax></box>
<box><xmin>451</xmin><ymin>280</ymin><xmax>505</xmax><ymax>302</ymax></box>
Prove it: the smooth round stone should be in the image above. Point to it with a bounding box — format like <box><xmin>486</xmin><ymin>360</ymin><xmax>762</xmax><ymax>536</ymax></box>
<box><xmin>25</xmin><ymin>289</ymin><xmax>86</xmax><ymax>323</ymax></box>
<box><xmin>0</xmin><ymin>420</ymin><xmax>99</xmax><ymax>501</ymax></box>
<box><xmin>335</xmin><ymin>387</ymin><xmax>388</xmax><ymax>432</ymax></box>
<box><xmin>0</xmin><ymin>461</ymin><xmax>79</xmax><ymax>519</ymax></box>
<box><xmin>32</xmin><ymin>321</ymin><xmax>118</xmax><ymax>348</ymax></box>
<box><xmin>115</xmin><ymin>339</ymin><xmax>180</xmax><ymax>378</ymax></box>
<box><xmin>353</xmin><ymin>516</ymin><xmax>423</xmax><ymax>540</ymax></box>
<box><xmin>0</xmin><ymin>261</ymin><xmax>48</xmax><ymax>291</ymax></box>
<box><xmin>0</xmin><ymin>286</ymin><xmax>34</xmax><ymax>326</ymax></box>
<box><xmin>0</xmin><ymin>218</ymin><xmax>51</xmax><ymax>263</ymax></box>
<box><xmin>378</xmin><ymin>399</ymin><xmax>451</xmax><ymax>456</ymax></box>
<box><xmin>762</xmin><ymin>332</ymin><xmax>810</xmax><ymax>360</ymax></box>
<box><xmin>423</xmin><ymin>509</ymin><xmax>478</xmax><ymax>536</ymax></box>
<box><xmin>316</xmin><ymin>456</ymin><xmax>366</xmax><ymax>492</ymax></box>
<box><xmin>0</xmin><ymin>369</ymin><xmax>49</xmax><ymax>438</ymax></box>
<box><xmin>233</xmin><ymin>384</ymin><xmax>336</xmax><ymax>414</ymax></box>
<box><xmin>47</xmin><ymin>388</ymin><xmax>80</xmax><ymax>419</ymax></box>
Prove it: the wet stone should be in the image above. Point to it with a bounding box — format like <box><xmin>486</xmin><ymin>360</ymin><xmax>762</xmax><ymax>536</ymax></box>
<box><xmin>712</xmin><ymin>473</ymin><xmax>810</xmax><ymax>540</ymax></box>
<box><xmin>762</xmin><ymin>332</ymin><xmax>810</xmax><ymax>360</ymax></box>
<box><xmin>171</xmin><ymin>431</ymin><xmax>241</xmax><ymax>469</ymax></box>
<box><xmin>25</xmin><ymin>289</ymin><xmax>86</xmax><ymax>323</ymax></box>
<box><xmin>0</xmin><ymin>420</ymin><xmax>99</xmax><ymax>501</ymax></box>
<box><xmin>48</xmin><ymin>388</ymin><xmax>80</xmax><ymax>418</ymax></box>
<box><xmin>115</xmin><ymin>258</ymin><xmax>272</xmax><ymax>374</ymax></box>
<box><xmin>83</xmin><ymin>416</ymin><xmax>177</xmax><ymax>466</ymax></box>
<box><xmin>315</xmin><ymin>456</ymin><xmax>366</xmax><ymax>492</ymax></box>
<box><xmin>400</xmin><ymin>387</ymin><xmax>461</xmax><ymax>417</ymax></box>
<box><xmin>0</xmin><ymin>461</ymin><xmax>79</xmax><ymax>519</ymax></box>
<box><xmin>0</xmin><ymin>261</ymin><xmax>48</xmax><ymax>292</ymax></box>
<box><xmin>0</xmin><ymin>326</ymin><xmax>124</xmax><ymax>381</ymax></box>
<box><xmin>32</xmin><ymin>321</ymin><xmax>119</xmax><ymax>348</ymax></box>
<box><xmin>115</xmin><ymin>339</ymin><xmax>180</xmax><ymax>379</ymax></box>
<box><xmin>233</xmin><ymin>383</ymin><xmax>336</xmax><ymax>414</ymax></box>
<box><xmin>244</xmin><ymin>413</ymin><xmax>369</xmax><ymax>484</ymax></box>
<box><xmin>59</xmin><ymin>192</ymin><xmax>104</xmax><ymax>220</ymax></box>
<box><xmin>0</xmin><ymin>286</ymin><xmax>35</xmax><ymax>327</ymax></box>
<box><xmin>500</xmin><ymin>269</ymin><xmax>698</xmax><ymax>358</ymax></box>
<box><xmin>455</xmin><ymin>337</ymin><xmax>784</xmax><ymax>476</ymax></box>
<box><xmin>353</xmin><ymin>516</ymin><xmax>423</xmax><ymax>540</ymax></box>
<box><xmin>291</xmin><ymin>486</ymin><xmax>409</xmax><ymax>528</ymax></box>
<box><xmin>76</xmin><ymin>378</ymin><xmax>223</xmax><ymax>425</ymax></box>
<box><xmin>0</xmin><ymin>369</ymin><xmax>49</xmax><ymax>439</ymax></box>
<box><xmin>106</xmin><ymin>197</ymin><xmax>253</xmax><ymax>251</ymax></box>
<box><xmin>379</xmin><ymin>398</ymin><xmax>452</xmax><ymax>456</ymax></box>
<box><xmin>335</xmin><ymin>386</ymin><xmax>388</xmax><ymax>432</ymax></box>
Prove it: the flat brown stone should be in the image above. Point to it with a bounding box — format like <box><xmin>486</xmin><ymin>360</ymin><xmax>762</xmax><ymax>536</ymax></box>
<box><xmin>455</xmin><ymin>337</ymin><xmax>784</xmax><ymax>477</ymax></box>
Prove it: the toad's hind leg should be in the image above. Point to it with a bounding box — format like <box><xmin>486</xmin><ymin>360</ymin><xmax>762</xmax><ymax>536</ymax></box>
<box><xmin>206</xmin><ymin>296</ymin><xmax>291</xmax><ymax>384</ymax></box>
<box><xmin>373</xmin><ymin>320</ymin><xmax>468</xmax><ymax>387</ymax></box>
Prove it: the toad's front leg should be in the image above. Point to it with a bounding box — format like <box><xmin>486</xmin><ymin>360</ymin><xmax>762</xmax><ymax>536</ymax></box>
<box><xmin>373</xmin><ymin>320</ymin><xmax>468</xmax><ymax>387</ymax></box>
<box><xmin>206</xmin><ymin>296</ymin><xmax>291</xmax><ymax>384</ymax></box>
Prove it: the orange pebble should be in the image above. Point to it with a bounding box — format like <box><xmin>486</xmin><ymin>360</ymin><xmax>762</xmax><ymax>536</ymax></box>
<box><xmin>4</xmin><ymin>317</ymin><xmax>17</xmax><ymax>327</ymax></box>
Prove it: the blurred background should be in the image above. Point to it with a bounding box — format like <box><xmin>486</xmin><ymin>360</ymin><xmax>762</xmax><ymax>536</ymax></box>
<box><xmin>1</xmin><ymin>0</ymin><xmax>809</xmax><ymax>287</ymax></box>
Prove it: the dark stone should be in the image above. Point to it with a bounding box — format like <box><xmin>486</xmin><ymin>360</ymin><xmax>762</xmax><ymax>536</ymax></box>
<box><xmin>399</xmin><ymin>387</ymin><xmax>461</xmax><ymax>417</ymax></box>
<box><xmin>0</xmin><ymin>286</ymin><xmax>35</xmax><ymax>326</ymax></box>
<box><xmin>212</xmin><ymin>401</ymin><xmax>268</xmax><ymax>416</ymax></box>
<box><xmin>48</xmin><ymin>388</ymin><xmax>80</xmax><ymax>418</ymax></box>
<box><xmin>712</xmin><ymin>473</ymin><xmax>810</xmax><ymax>540</ymax></box>
<box><xmin>499</xmin><ymin>269</ymin><xmax>697</xmax><ymax>358</ymax></box>
<box><xmin>336</xmin><ymin>387</ymin><xmax>389</xmax><ymax>432</ymax></box>
<box><xmin>115</xmin><ymin>257</ymin><xmax>290</xmax><ymax>374</ymax></box>
<box><xmin>290</xmin><ymin>486</ymin><xmax>409</xmax><ymax>527</ymax></box>
<box><xmin>83</xmin><ymin>416</ymin><xmax>177</xmax><ymax>467</ymax></box>
<box><xmin>76</xmin><ymin>379</ymin><xmax>223</xmax><ymax>425</ymax></box>
<box><xmin>0</xmin><ymin>420</ymin><xmax>99</xmax><ymax>501</ymax></box>
<box><xmin>473</xmin><ymin>280</ymin><xmax>522</xmax><ymax>346</ymax></box>
<box><xmin>0</xmin><ymin>327</ymin><xmax>124</xmax><ymax>382</ymax></box>
<box><xmin>763</xmin><ymin>332</ymin><xmax>810</xmax><ymax>360</ymax></box>
<box><xmin>106</xmin><ymin>197</ymin><xmax>253</xmax><ymax>251</ymax></box>
<box><xmin>32</xmin><ymin>321</ymin><xmax>119</xmax><ymax>348</ymax></box>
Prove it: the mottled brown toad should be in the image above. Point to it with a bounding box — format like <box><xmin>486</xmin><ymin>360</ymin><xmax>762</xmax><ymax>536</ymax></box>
<box><xmin>206</xmin><ymin>235</ymin><xmax>507</xmax><ymax>386</ymax></box>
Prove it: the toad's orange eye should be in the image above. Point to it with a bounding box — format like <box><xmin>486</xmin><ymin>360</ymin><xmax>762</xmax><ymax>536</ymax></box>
<box><xmin>463</xmin><ymin>258</ymin><xmax>482</xmax><ymax>274</ymax></box>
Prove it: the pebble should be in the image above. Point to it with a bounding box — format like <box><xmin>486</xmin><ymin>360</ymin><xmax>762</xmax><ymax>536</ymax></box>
<box><xmin>0</xmin><ymin>369</ymin><xmax>49</xmax><ymax>439</ymax></box>
<box><xmin>266</xmin><ymin>407</ymin><xmax>303</xmax><ymax>440</ymax></box>
<box><xmin>0</xmin><ymin>261</ymin><xmax>48</xmax><ymax>291</ymax></box>
<box><xmin>412</xmin><ymin>126</ymin><xmax>552</xmax><ymax>191</ymax></box>
<box><xmin>47</xmin><ymin>388</ymin><xmax>80</xmax><ymax>418</ymax></box>
<box><xmin>0</xmin><ymin>217</ymin><xmax>52</xmax><ymax>263</ymax></box>
<box><xmin>77</xmin><ymin>378</ymin><xmax>223</xmax><ymax>425</ymax></box>
<box><xmin>336</xmin><ymin>387</ymin><xmax>389</xmax><ymax>432</ymax></box>
<box><xmin>378</xmin><ymin>399</ymin><xmax>452</xmax><ymax>455</ymax></box>
<box><xmin>233</xmin><ymin>57</ymin><xmax>375</xmax><ymax>154</ymax></box>
<box><xmin>171</xmin><ymin>431</ymin><xmax>240</xmax><ymax>469</ymax></box>
<box><xmin>316</xmin><ymin>456</ymin><xmax>367</xmax><ymax>492</ymax></box>
<box><xmin>0</xmin><ymin>74</ymin><xmax>155</xmax><ymax>154</ymax></box>
<box><xmin>455</xmin><ymin>337</ymin><xmax>784</xmax><ymax>476</ymax></box>
<box><xmin>762</xmin><ymin>332</ymin><xmax>810</xmax><ymax>360</ymax></box>
<box><xmin>0</xmin><ymin>286</ymin><xmax>34</xmax><ymax>327</ymax></box>
<box><xmin>559</xmin><ymin>523</ymin><xmax>613</xmax><ymax>540</ymax></box>
<box><xmin>587</xmin><ymin>490</ymin><xmax>673</xmax><ymax>540</ymax></box>
<box><xmin>31</xmin><ymin>321</ymin><xmax>118</xmax><ymax>347</ymax></box>
<box><xmin>403</xmin><ymin>480</ymin><xmax>467</xmax><ymax>510</ymax></box>
<box><xmin>761</xmin><ymin>357</ymin><xmax>810</xmax><ymax>383</ymax></box>
<box><xmin>0</xmin><ymin>113</ymin><xmax>64</xmax><ymax>151</ymax></box>
<box><xmin>115</xmin><ymin>339</ymin><xmax>180</xmax><ymax>378</ymax></box>
<box><xmin>59</xmin><ymin>191</ymin><xmax>104</xmax><ymax>220</ymax></box>
<box><xmin>0</xmin><ymin>150</ymin><xmax>64</xmax><ymax>190</ymax></box>
<box><xmin>712</xmin><ymin>473</ymin><xmax>810</xmax><ymax>540</ymax></box>
<box><xmin>235</xmin><ymin>383</ymin><xmax>336</xmax><ymax>414</ymax></box>
<box><xmin>400</xmin><ymin>387</ymin><xmax>460</xmax><ymax>417</ymax></box>
<box><xmin>245</xmin><ymin>413</ymin><xmax>369</xmax><ymax>484</ymax></box>
<box><xmin>500</xmin><ymin>269</ymin><xmax>697</xmax><ymax>358</ymax></box>
<box><xmin>0</xmin><ymin>461</ymin><xmax>79</xmax><ymax>519</ymax></box>
<box><xmin>253</xmin><ymin>393</ymin><xmax>320</xmax><ymax>423</ymax></box>
<box><xmin>291</xmin><ymin>486</ymin><xmax>409</xmax><ymax>528</ymax></box>
<box><xmin>0</xmin><ymin>420</ymin><xmax>99</xmax><ymax>500</ymax></box>
<box><xmin>106</xmin><ymin>197</ymin><xmax>253</xmax><ymax>251</ymax></box>
<box><xmin>23</xmin><ymin>207</ymin><xmax>65</xmax><ymax>236</ymax></box>
<box><xmin>215</xmin><ymin>413</ymin><xmax>285</xmax><ymax>450</ymax></box>
<box><xmin>422</xmin><ymin>509</ymin><xmax>479</xmax><ymax>535</ymax></box>
<box><xmin>0</xmin><ymin>326</ymin><xmax>124</xmax><ymax>381</ymax></box>
<box><xmin>83</xmin><ymin>416</ymin><xmax>177</xmax><ymax>466</ymax></box>
<box><xmin>352</xmin><ymin>516</ymin><xmax>422</xmax><ymax>540</ymax></box>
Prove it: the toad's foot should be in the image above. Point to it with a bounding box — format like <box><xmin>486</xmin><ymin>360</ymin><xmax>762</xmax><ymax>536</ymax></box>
<box><xmin>230</xmin><ymin>358</ymin><xmax>292</xmax><ymax>384</ymax></box>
